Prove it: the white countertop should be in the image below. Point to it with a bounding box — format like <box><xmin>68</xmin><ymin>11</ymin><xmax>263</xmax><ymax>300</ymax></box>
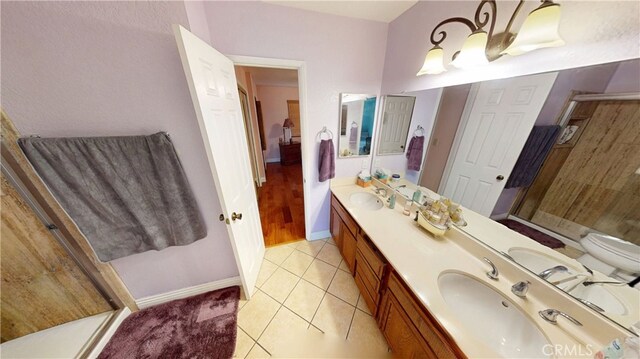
<box><xmin>330</xmin><ymin>178</ymin><xmax>635</xmax><ymax>358</ymax></box>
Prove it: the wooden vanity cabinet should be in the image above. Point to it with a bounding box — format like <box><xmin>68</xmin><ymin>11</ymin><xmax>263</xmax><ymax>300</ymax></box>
<box><xmin>354</xmin><ymin>232</ymin><xmax>387</xmax><ymax>316</ymax></box>
<box><xmin>330</xmin><ymin>193</ymin><xmax>464</xmax><ymax>358</ymax></box>
<box><xmin>379</xmin><ymin>271</ymin><xmax>464</xmax><ymax>359</ymax></box>
<box><xmin>330</xmin><ymin>195</ymin><xmax>357</xmax><ymax>274</ymax></box>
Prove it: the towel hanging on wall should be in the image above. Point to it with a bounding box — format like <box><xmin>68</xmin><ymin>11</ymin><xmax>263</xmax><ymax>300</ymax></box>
<box><xmin>406</xmin><ymin>135</ymin><xmax>425</xmax><ymax>171</ymax></box>
<box><xmin>19</xmin><ymin>132</ymin><xmax>207</xmax><ymax>262</ymax></box>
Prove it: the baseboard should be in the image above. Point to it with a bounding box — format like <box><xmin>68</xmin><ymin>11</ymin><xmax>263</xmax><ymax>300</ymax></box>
<box><xmin>87</xmin><ymin>308</ymin><xmax>131</xmax><ymax>358</ymax></box>
<box><xmin>490</xmin><ymin>213</ymin><xmax>509</xmax><ymax>220</ymax></box>
<box><xmin>310</xmin><ymin>230</ymin><xmax>331</xmax><ymax>241</ymax></box>
<box><xmin>260</xmin><ymin>176</ymin><xmax>266</xmax><ymax>184</ymax></box>
<box><xmin>507</xmin><ymin>215</ymin><xmax>584</xmax><ymax>251</ymax></box>
<box><xmin>135</xmin><ymin>277</ymin><xmax>242</xmax><ymax>309</ymax></box>
<box><xmin>266</xmin><ymin>158</ymin><xmax>280</xmax><ymax>163</ymax></box>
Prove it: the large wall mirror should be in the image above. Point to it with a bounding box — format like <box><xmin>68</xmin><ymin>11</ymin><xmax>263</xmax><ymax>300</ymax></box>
<box><xmin>371</xmin><ymin>58</ymin><xmax>640</xmax><ymax>332</ymax></box>
<box><xmin>338</xmin><ymin>93</ymin><xmax>377</xmax><ymax>158</ymax></box>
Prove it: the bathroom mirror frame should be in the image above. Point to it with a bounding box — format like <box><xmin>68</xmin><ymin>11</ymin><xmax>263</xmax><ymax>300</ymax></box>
<box><xmin>337</xmin><ymin>93</ymin><xmax>378</xmax><ymax>158</ymax></box>
<box><xmin>376</xmin><ymin>58</ymin><xmax>640</xmax><ymax>334</ymax></box>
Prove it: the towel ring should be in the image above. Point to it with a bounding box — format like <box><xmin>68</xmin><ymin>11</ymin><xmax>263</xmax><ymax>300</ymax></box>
<box><xmin>317</xmin><ymin>126</ymin><xmax>333</xmax><ymax>141</ymax></box>
<box><xmin>414</xmin><ymin>125</ymin><xmax>425</xmax><ymax>136</ymax></box>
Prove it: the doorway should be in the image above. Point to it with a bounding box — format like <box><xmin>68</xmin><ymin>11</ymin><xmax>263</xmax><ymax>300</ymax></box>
<box><xmin>234</xmin><ymin>64</ymin><xmax>306</xmax><ymax>247</ymax></box>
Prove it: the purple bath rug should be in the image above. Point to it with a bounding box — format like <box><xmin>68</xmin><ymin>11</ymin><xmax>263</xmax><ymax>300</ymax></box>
<box><xmin>497</xmin><ymin>219</ymin><xmax>565</xmax><ymax>249</ymax></box>
<box><xmin>99</xmin><ymin>286</ymin><xmax>240</xmax><ymax>359</ymax></box>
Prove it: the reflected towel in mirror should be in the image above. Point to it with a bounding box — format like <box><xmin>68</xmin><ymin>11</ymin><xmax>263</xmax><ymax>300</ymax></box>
<box><xmin>406</xmin><ymin>135</ymin><xmax>425</xmax><ymax>171</ymax></box>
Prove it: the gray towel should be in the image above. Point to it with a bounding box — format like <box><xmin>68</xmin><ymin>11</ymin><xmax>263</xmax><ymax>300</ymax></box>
<box><xmin>318</xmin><ymin>139</ymin><xmax>335</xmax><ymax>182</ymax></box>
<box><xmin>18</xmin><ymin>132</ymin><xmax>206</xmax><ymax>262</ymax></box>
<box><xmin>505</xmin><ymin>125</ymin><xmax>561</xmax><ymax>189</ymax></box>
<box><xmin>406</xmin><ymin>135</ymin><xmax>425</xmax><ymax>171</ymax></box>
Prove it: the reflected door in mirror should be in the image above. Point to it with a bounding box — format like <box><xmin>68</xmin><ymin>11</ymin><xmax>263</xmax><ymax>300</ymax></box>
<box><xmin>442</xmin><ymin>72</ymin><xmax>557</xmax><ymax>216</ymax></box>
<box><xmin>378</xmin><ymin>96</ymin><xmax>416</xmax><ymax>155</ymax></box>
<box><xmin>338</xmin><ymin>93</ymin><xmax>377</xmax><ymax>157</ymax></box>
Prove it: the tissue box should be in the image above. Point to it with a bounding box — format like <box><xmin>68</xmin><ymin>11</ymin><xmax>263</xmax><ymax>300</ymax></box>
<box><xmin>356</xmin><ymin>178</ymin><xmax>371</xmax><ymax>188</ymax></box>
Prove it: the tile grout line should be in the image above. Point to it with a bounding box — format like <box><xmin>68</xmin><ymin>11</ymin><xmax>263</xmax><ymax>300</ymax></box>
<box><xmin>308</xmin><ymin>263</ymin><xmax>342</xmax><ymax>331</ymax></box>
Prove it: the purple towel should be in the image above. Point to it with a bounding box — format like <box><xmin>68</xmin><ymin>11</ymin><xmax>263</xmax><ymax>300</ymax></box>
<box><xmin>319</xmin><ymin>139</ymin><xmax>335</xmax><ymax>182</ymax></box>
<box><xmin>406</xmin><ymin>135</ymin><xmax>425</xmax><ymax>171</ymax></box>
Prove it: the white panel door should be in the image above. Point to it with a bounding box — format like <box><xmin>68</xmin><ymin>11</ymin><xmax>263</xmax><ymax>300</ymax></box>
<box><xmin>378</xmin><ymin>96</ymin><xmax>416</xmax><ymax>154</ymax></box>
<box><xmin>442</xmin><ymin>72</ymin><xmax>558</xmax><ymax>216</ymax></box>
<box><xmin>173</xmin><ymin>25</ymin><xmax>264</xmax><ymax>298</ymax></box>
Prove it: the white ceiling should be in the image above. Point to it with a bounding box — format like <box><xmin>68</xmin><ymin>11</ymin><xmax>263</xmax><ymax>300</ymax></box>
<box><xmin>263</xmin><ymin>0</ymin><xmax>418</xmax><ymax>23</ymax></box>
<box><xmin>246</xmin><ymin>67</ymin><xmax>299</xmax><ymax>87</ymax></box>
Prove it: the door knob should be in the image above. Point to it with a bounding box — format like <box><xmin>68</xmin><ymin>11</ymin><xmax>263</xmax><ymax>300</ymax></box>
<box><xmin>496</xmin><ymin>175</ymin><xmax>505</xmax><ymax>181</ymax></box>
<box><xmin>231</xmin><ymin>212</ymin><xmax>243</xmax><ymax>221</ymax></box>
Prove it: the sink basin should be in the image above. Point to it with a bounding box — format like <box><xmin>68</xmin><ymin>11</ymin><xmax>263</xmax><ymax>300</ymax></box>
<box><xmin>569</xmin><ymin>284</ymin><xmax>628</xmax><ymax>315</ymax></box>
<box><xmin>439</xmin><ymin>272</ymin><xmax>550</xmax><ymax>358</ymax></box>
<box><xmin>508</xmin><ymin>248</ymin><xmax>586</xmax><ymax>281</ymax></box>
<box><xmin>349</xmin><ymin>192</ymin><xmax>383</xmax><ymax>210</ymax></box>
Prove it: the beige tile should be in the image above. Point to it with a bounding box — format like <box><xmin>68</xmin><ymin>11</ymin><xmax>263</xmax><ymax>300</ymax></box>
<box><xmin>246</xmin><ymin>343</ymin><xmax>271</xmax><ymax>358</ymax></box>
<box><xmin>255</xmin><ymin>259</ymin><xmax>279</xmax><ymax>288</ymax></box>
<box><xmin>257</xmin><ymin>306</ymin><xmax>310</xmax><ymax>355</ymax></box>
<box><xmin>311</xmin><ymin>293</ymin><xmax>356</xmax><ymax>339</ymax></box>
<box><xmin>325</xmin><ymin>237</ymin><xmax>337</xmax><ymax>246</ymax></box>
<box><xmin>234</xmin><ymin>327</ymin><xmax>255</xmax><ymax>358</ymax></box>
<box><xmin>280</xmin><ymin>250</ymin><xmax>314</xmax><ymax>277</ymax></box>
<box><xmin>302</xmin><ymin>258</ymin><xmax>338</xmax><ymax>290</ymax></box>
<box><xmin>316</xmin><ymin>243</ymin><xmax>342</xmax><ymax>266</ymax></box>
<box><xmin>338</xmin><ymin>259</ymin><xmax>350</xmax><ymax>273</ymax></box>
<box><xmin>260</xmin><ymin>267</ymin><xmax>299</xmax><ymax>303</ymax></box>
<box><xmin>295</xmin><ymin>239</ymin><xmax>326</xmax><ymax>257</ymax></box>
<box><xmin>284</xmin><ymin>280</ymin><xmax>325</xmax><ymax>321</ymax></box>
<box><xmin>347</xmin><ymin>310</ymin><xmax>389</xmax><ymax>354</ymax></box>
<box><xmin>327</xmin><ymin>269</ymin><xmax>360</xmax><ymax>306</ymax></box>
<box><xmin>238</xmin><ymin>297</ymin><xmax>248</xmax><ymax>311</ymax></box>
<box><xmin>356</xmin><ymin>294</ymin><xmax>372</xmax><ymax>316</ymax></box>
<box><xmin>264</xmin><ymin>245</ymin><xmax>295</xmax><ymax>265</ymax></box>
<box><xmin>238</xmin><ymin>290</ymin><xmax>280</xmax><ymax>340</ymax></box>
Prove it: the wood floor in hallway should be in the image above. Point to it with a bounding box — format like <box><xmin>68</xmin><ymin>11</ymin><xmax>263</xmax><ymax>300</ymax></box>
<box><xmin>257</xmin><ymin>163</ymin><xmax>305</xmax><ymax>247</ymax></box>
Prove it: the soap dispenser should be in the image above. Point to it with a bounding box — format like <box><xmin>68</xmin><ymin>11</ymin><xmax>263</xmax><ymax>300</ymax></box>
<box><xmin>388</xmin><ymin>192</ymin><xmax>396</xmax><ymax>209</ymax></box>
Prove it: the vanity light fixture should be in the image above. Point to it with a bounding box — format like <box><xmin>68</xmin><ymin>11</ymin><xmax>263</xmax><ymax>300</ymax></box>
<box><xmin>416</xmin><ymin>0</ymin><xmax>564</xmax><ymax>76</ymax></box>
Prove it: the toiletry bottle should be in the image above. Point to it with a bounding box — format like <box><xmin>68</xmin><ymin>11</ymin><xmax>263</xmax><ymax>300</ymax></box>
<box><xmin>388</xmin><ymin>193</ymin><xmax>396</xmax><ymax>209</ymax></box>
<box><xmin>403</xmin><ymin>201</ymin><xmax>412</xmax><ymax>216</ymax></box>
<box><xmin>412</xmin><ymin>188</ymin><xmax>422</xmax><ymax>203</ymax></box>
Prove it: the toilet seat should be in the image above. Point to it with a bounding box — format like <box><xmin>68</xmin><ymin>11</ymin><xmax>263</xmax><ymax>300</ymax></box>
<box><xmin>580</xmin><ymin>233</ymin><xmax>640</xmax><ymax>274</ymax></box>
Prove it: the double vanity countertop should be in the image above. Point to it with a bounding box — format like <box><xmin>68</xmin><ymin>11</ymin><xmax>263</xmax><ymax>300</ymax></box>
<box><xmin>330</xmin><ymin>178</ymin><xmax>635</xmax><ymax>358</ymax></box>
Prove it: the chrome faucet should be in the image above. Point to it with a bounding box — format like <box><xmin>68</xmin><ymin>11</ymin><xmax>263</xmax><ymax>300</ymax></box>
<box><xmin>538</xmin><ymin>265</ymin><xmax>569</xmax><ymax>280</ymax></box>
<box><xmin>374</xmin><ymin>187</ymin><xmax>388</xmax><ymax>197</ymax></box>
<box><xmin>538</xmin><ymin>309</ymin><xmax>583</xmax><ymax>326</ymax></box>
<box><xmin>483</xmin><ymin>257</ymin><xmax>499</xmax><ymax>280</ymax></box>
<box><xmin>511</xmin><ymin>280</ymin><xmax>530</xmax><ymax>298</ymax></box>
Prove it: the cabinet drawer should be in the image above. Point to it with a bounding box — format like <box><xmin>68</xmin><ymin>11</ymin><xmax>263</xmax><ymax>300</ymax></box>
<box><xmin>355</xmin><ymin>272</ymin><xmax>378</xmax><ymax>316</ymax></box>
<box><xmin>356</xmin><ymin>232</ymin><xmax>386</xmax><ymax>278</ymax></box>
<box><xmin>355</xmin><ymin>249</ymin><xmax>381</xmax><ymax>296</ymax></box>
<box><xmin>330</xmin><ymin>195</ymin><xmax>357</xmax><ymax>236</ymax></box>
<box><xmin>388</xmin><ymin>272</ymin><xmax>462</xmax><ymax>359</ymax></box>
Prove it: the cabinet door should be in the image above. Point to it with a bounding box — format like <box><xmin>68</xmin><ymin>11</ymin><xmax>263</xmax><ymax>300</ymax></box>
<box><xmin>330</xmin><ymin>206</ymin><xmax>343</xmax><ymax>249</ymax></box>
<box><xmin>380</xmin><ymin>292</ymin><xmax>433</xmax><ymax>358</ymax></box>
<box><xmin>342</xmin><ymin>226</ymin><xmax>357</xmax><ymax>274</ymax></box>
<box><xmin>380</xmin><ymin>292</ymin><xmax>434</xmax><ymax>359</ymax></box>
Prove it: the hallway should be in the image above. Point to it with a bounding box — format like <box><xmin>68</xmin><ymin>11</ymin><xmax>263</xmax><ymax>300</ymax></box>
<box><xmin>257</xmin><ymin>163</ymin><xmax>305</xmax><ymax>246</ymax></box>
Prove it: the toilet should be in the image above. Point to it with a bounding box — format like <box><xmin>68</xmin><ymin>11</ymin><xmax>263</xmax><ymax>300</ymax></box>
<box><xmin>578</xmin><ymin>233</ymin><xmax>640</xmax><ymax>281</ymax></box>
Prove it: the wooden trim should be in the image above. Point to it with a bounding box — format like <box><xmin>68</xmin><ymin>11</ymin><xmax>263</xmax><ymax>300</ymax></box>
<box><xmin>1</xmin><ymin>110</ymin><xmax>138</xmax><ymax>311</ymax></box>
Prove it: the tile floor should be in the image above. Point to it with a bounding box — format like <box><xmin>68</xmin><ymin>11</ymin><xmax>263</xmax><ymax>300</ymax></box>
<box><xmin>234</xmin><ymin>238</ymin><xmax>390</xmax><ymax>358</ymax></box>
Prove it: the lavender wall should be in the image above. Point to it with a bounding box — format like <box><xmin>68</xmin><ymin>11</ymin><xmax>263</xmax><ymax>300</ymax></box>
<box><xmin>257</xmin><ymin>85</ymin><xmax>300</xmax><ymax>162</ymax></box>
<box><xmin>606</xmin><ymin>59</ymin><xmax>640</xmax><ymax>93</ymax></box>
<box><xmin>1</xmin><ymin>1</ymin><xmax>239</xmax><ymax>299</ymax></box>
<box><xmin>200</xmin><ymin>1</ymin><xmax>388</xmax><ymax>235</ymax></box>
<box><xmin>382</xmin><ymin>1</ymin><xmax>640</xmax><ymax>94</ymax></box>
